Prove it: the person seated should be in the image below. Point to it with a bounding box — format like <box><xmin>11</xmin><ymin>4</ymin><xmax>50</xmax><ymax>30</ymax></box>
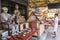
<box><xmin>9</xmin><ymin>19</ymin><xmax>19</xmax><ymax>34</ymax></box>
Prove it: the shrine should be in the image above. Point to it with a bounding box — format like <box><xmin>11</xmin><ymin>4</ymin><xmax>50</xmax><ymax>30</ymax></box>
<box><xmin>0</xmin><ymin>0</ymin><xmax>60</xmax><ymax>40</ymax></box>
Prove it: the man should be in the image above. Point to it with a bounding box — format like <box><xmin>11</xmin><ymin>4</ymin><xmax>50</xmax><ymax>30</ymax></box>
<box><xmin>53</xmin><ymin>14</ymin><xmax>58</xmax><ymax>38</ymax></box>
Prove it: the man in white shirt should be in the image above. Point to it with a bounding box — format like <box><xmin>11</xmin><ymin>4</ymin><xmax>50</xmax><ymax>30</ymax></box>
<box><xmin>53</xmin><ymin>14</ymin><xmax>58</xmax><ymax>38</ymax></box>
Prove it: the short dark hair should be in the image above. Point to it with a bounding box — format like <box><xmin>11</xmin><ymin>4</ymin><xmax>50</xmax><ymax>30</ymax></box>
<box><xmin>55</xmin><ymin>14</ymin><xmax>58</xmax><ymax>16</ymax></box>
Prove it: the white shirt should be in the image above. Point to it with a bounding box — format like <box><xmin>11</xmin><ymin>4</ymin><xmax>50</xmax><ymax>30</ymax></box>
<box><xmin>54</xmin><ymin>17</ymin><xmax>58</xmax><ymax>32</ymax></box>
<box><xmin>54</xmin><ymin>17</ymin><xmax>58</xmax><ymax>26</ymax></box>
<box><xmin>9</xmin><ymin>23</ymin><xmax>19</xmax><ymax>34</ymax></box>
<box><xmin>9</xmin><ymin>24</ymin><xmax>18</xmax><ymax>29</ymax></box>
<box><xmin>1</xmin><ymin>13</ymin><xmax>11</xmax><ymax>22</ymax></box>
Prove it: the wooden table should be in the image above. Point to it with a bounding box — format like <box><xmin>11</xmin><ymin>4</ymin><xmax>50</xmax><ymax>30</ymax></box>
<box><xmin>7</xmin><ymin>21</ymin><xmax>39</xmax><ymax>40</ymax></box>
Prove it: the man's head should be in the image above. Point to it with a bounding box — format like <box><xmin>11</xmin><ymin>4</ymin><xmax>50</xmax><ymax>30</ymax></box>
<box><xmin>54</xmin><ymin>13</ymin><xmax>58</xmax><ymax>17</ymax></box>
<box><xmin>2</xmin><ymin>7</ymin><xmax>8</xmax><ymax>13</ymax></box>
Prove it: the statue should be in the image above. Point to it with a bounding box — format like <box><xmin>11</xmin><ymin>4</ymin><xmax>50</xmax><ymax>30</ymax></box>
<box><xmin>14</xmin><ymin>4</ymin><xmax>20</xmax><ymax>24</ymax></box>
<box><xmin>1</xmin><ymin>7</ymin><xmax>12</xmax><ymax>29</ymax></box>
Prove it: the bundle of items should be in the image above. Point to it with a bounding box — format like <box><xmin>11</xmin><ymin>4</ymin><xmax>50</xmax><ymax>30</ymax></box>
<box><xmin>0</xmin><ymin>30</ymin><xmax>8</xmax><ymax>40</ymax></box>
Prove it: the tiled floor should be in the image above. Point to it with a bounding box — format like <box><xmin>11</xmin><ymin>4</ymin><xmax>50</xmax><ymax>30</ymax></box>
<box><xmin>40</xmin><ymin>27</ymin><xmax>60</xmax><ymax>40</ymax></box>
<box><xmin>30</xmin><ymin>27</ymin><xmax>60</xmax><ymax>40</ymax></box>
<box><xmin>45</xmin><ymin>27</ymin><xmax>60</xmax><ymax>40</ymax></box>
